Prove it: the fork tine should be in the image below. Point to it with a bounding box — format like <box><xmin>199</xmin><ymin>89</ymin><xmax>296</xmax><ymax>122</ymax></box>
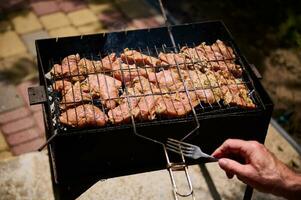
<box><xmin>167</xmin><ymin>138</ymin><xmax>195</xmax><ymax>149</ymax></box>
<box><xmin>166</xmin><ymin>143</ymin><xmax>191</xmax><ymax>153</ymax></box>
<box><xmin>166</xmin><ymin>147</ymin><xmax>193</xmax><ymax>158</ymax></box>
<box><xmin>166</xmin><ymin>141</ymin><xmax>194</xmax><ymax>151</ymax></box>
<box><xmin>167</xmin><ymin>138</ymin><xmax>196</xmax><ymax>148</ymax></box>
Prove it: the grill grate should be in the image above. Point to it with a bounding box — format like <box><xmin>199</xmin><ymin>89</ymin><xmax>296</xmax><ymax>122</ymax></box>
<box><xmin>47</xmin><ymin>41</ymin><xmax>263</xmax><ymax>135</ymax></box>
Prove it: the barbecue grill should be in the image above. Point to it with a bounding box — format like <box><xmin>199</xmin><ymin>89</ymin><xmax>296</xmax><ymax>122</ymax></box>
<box><xmin>29</xmin><ymin>20</ymin><xmax>273</xmax><ymax>200</ymax></box>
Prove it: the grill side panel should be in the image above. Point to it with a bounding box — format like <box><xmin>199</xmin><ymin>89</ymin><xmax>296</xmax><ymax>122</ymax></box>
<box><xmin>52</xmin><ymin>108</ymin><xmax>272</xmax><ymax>184</ymax></box>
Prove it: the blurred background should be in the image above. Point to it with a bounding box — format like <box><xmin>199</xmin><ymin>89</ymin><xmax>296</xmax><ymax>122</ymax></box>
<box><xmin>0</xmin><ymin>0</ymin><xmax>300</xmax><ymax>199</ymax></box>
<box><xmin>159</xmin><ymin>0</ymin><xmax>301</xmax><ymax>145</ymax></box>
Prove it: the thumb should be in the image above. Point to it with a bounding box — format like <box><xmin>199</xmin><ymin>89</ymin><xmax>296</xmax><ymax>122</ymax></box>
<box><xmin>218</xmin><ymin>158</ymin><xmax>252</xmax><ymax>178</ymax></box>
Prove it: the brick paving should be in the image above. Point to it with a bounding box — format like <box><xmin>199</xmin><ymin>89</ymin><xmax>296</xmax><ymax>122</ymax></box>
<box><xmin>0</xmin><ymin>0</ymin><xmax>164</xmax><ymax>158</ymax></box>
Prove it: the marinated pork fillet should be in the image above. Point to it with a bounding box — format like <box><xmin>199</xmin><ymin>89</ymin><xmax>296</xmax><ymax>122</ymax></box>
<box><xmin>81</xmin><ymin>74</ymin><xmax>122</xmax><ymax>109</ymax></box>
<box><xmin>155</xmin><ymin>92</ymin><xmax>199</xmax><ymax>117</ymax></box>
<box><xmin>113</xmin><ymin>63</ymin><xmax>154</xmax><ymax>83</ymax></box>
<box><xmin>181</xmin><ymin>40</ymin><xmax>235</xmax><ymax>62</ymax></box>
<box><xmin>53</xmin><ymin>80</ymin><xmax>72</xmax><ymax>95</ymax></box>
<box><xmin>127</xmin><ymin>76</ymin><xmax>160</xmax><ymax>94</ymax></box>
<box><xmin>59</xmin><ymin>104</ymin><xmax>108</xmax><ymax>127</ymax></box>
<box><xmin>137</xmin><ymin>95</ymin><xmax>159</xmax><ymax>120</ymax></box>
<box><xmin>148</xmin><ymin>69</ymin><xmax>185</xmax><ymax>89</ymax></box>
<box><xmin>108</xmin><ymin>77</ymin><xmax>161</xmax><ymax>123</ymax></box>
<box><xmin>159</xmin><ymin>52</ymin><xmax>188</xmax><ymax>66</ymax></box>
<box><xmin>121</xmin><ymin>48</ymin><xmax>161</xmax><ymax>67</ymax></box>
<box><xmin>60</xmin><ymin>74</ymin><xmax>121</xmax><ymax>109</ymax></box>
<box><xmin>50</xmin><ymin>54</ymin><xmax>86</xmax><ymax>81</ymax></box>
<box><xmin>221</xmin><ymin>84</ymin><xmax>255</xmax><ymax>108</ymax></box>
<box><xmin>50</xmin><ymin>53</ymin><xmax>117</xmax><ymax>81</ymax></box>
<box><xmin>75</xmin><ymin>53</ymin><xmax>117</xmax><ymax>73</ymax></box>
<box><xmin>108</xmin><ymin>88</ymin><xmax>141</xmax><ymax>124</ymax></box>
<box><xmin>60</xmin><ymin>81</ymin><xmax>92</xmax><ymax>109</ymax></box>
<box><xmin>209</xmin><ymin>61</ymin><xmax>242</xmax><ymax>78</ymax></box>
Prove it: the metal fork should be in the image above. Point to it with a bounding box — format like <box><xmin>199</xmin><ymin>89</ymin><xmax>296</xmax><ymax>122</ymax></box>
<box><xmin>166</xmin><ymin>138</ymin><xmax>218</xmax><ymax>162</ymax></box>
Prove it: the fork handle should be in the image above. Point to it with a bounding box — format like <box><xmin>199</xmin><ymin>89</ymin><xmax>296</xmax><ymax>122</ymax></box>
<box><xmin>206</xmin><ymin>156</ymin><xmax>219</xmax><ymax>162</ymax></box>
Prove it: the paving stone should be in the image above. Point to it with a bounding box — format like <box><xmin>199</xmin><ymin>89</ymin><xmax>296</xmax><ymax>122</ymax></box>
<box><xmin>30</xmin><ymin>104</ymin><xmax>42</xmax><ymax>114</ymax></box>
<box><xmin>11</xmin><ymin>137</ymin><xmax>45</xmax><ymax>155</ymax></box>
<box><xmin>0</xmin><ymin>31</ymin><xmax>27</xmax><ymax>58</ymax></box>
<box><xmin>67</xmin><ymin>8</ymin><xmax>98</xmax><ymax>27</ymax></box>
<box><xmin>131</xmin><ymin>16</ymin><xmax>162</xmax><ymax>29</ymax></box>
<box><xmin>77</xmin><ymin>22</ymin><xmax>104</xmax><ymax>35</ymax></box>
<box><xmin>98</xmin><ymin>11</ymin><xmax>128</xmax><ymax>30</ymax></box>
<box><xmin>49</xmin><ymin>25</ymin><xmax>80</xmax><ymax>37</ymax></box>
<box><xmin>1</xmin><ymin>116</ymin><xmax>35</xmax><ymax>135</ymax></box>
<box><xmin>21</xmin><ymin>30</ymin><xmax>49</xmax><ymax>56</ymax></box>
<box><xmin>115</xmin><ymin>0</ymin><xmax>155</xmax><ymax>19</ymax></box>
<box><xmin>33</xmin><ymin>111</ymin><xmax>45</xmax><ymax>136</ymax></box>
<box><xmin>39</xmin><ymin>12</ymin><xmax>70</xmax><ymax>30</ymax></box>
<box><xmin>0</xmin><ymin>151</ymin><xmax>13</xmax><ymax>160</ymax></box>
<box><xmin>30</xmin><ymin>0</ymin><xmax>60</xmax><ymax>16</ymax></box>
<box><xmin>0</xmin><ymin>83</ymin><xmax>24</xmax><ymax>113</ymax></box>
<box><xmin>58</xmin><ymin>0</ymin><xmax>87</xmax><ymax>13</ymax></box>
<box><xmin>6</xmin><ymin>127</ymin><xmax>41</xmax><ymax>146</ymax></box>
<box><xmin>0</xmin><ymin>53</ymin><xmax>33</xmax><ymax>71</ymax></box>
<box><xmin>0</xmin><ymin>107</ymin><xmax>31</xmax><ymax>125</ymax></box>
<box><xmin>0</xmin><ymin>152</ymin><xmax>53</xmax><ymax>199</ymax></box>
<box><xmin>9</xmin><ymin>11</ymin><xmax>42</xmax><ymax>34</ymax></box>
<box><xmin>88</xmin><ymin>3</ymin><xmax>113</xmax><ymax>14</ymax></box>
<box><xmin>0</xmin><ymin>131</ymin><xmax>9</xmax><ymax>151</ymax></box>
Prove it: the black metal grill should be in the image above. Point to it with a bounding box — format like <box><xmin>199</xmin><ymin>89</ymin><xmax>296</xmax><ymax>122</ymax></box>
<box><xmin>31</xmin><ymin>21</ymin><xmax>273</xmax><ymax>200</ymax></box>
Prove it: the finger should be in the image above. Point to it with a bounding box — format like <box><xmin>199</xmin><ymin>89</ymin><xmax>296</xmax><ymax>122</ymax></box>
<box><xmin>212</xmin><ymin>139</ymin><xmax>255</xmax><ymax>158</ymax></box>
<box><xmin>218</xmin><ymin>158</ymin><xmax>253</xmax><ymax>179</ymax></box>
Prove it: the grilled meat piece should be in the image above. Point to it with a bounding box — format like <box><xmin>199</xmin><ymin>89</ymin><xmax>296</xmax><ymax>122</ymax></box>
<box><xmin>137</xmin><ymin>95</ymin><xmax>159</xmax><ymax>120</ymax></box>
<box><xmin>127</xmin><ymin>76</ymin><xmax>160</xmax><ymax>94</ymax></box>
<box><xmin>50</xmin><ymin>54</ymin><xmax>86</xmax><ymax>81</ymax></box>
<box><xmin>155</xmin><ymin>92</ymin><xmax>199</xmax><ymax>117</ymax></box>
<box><xmin>109</xmin><ymin>77</ymin><xmax>161</xmax><ymax>123</ymax></box>
<box><xmin>81</xmin><ymin>74</ymin><xmax>122</xmax><ymax>109</ymax></box>
<box><xmin>148</xmin><ymin>69</ymin><xmax>185</xmax><ymax>89</ymax></box>
<box><xmin>159</xmin><ymin>52</ymin><xmax>188</xmax><ymax>66</ymax></box>
<box><xmin>181</xmin><ymin>40</ymin><xmax>235</xmax><ymax>62</ymax></box>
<box><xmin>60</xmin><ymin>81</ymin><xmax>92</xmax><ymax>109</ymax></box>
<box><xmin>76</xmin><ymin>53</ymin><xmax>117</xmax><ymax>74</ymax></box>
<box><xmin>59</xmin><ymin>104</ymin><xmax>108</xmax><ymax>127</ymax></box>
<box><xmin>98</xmin><ymin>53</ymin><xmax>117</xmax><ymax>71</ymax></box>
<box><xmin>53</xmin><ymin>80</ymin><xmax>72</xmax><ymax>95</ymax></box>
<box><xmin>209</xmin><ymin>61</ymin><xmax>242</xmax><ymax>78</ymax></box>
<box><xmin>221</xmin><ymin>84</ymin><xmax>255</xmax><ymax>108</ymax></box>
<box><xmin>50</xmin><ymin>53</ymin><xmax>117</xmax><ymax>81</ymax></box>
<box><xmin>108</xmin><ymin>88</ymin><xmax>141</xmax><ymax>124</ymax></box>
<box><xmin>121</xmin><ymin>48</ymin><xmax>161</xmax><ymax>67</ymax></box>
<box><xmin>113</xmin><ymin>63</ymin><xmax>154</xmax><ymax>83</ymax></box>
<box><xmin>60</xmin><ymin>73</ymin><xmax>122</xmax><ymax>109</ymax></box>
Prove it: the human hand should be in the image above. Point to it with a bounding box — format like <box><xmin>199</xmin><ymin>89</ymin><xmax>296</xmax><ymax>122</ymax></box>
<box><xmin>212</xmin><ymin>139</ymin><xmax>301</xmax><ymax>199</ymax></box>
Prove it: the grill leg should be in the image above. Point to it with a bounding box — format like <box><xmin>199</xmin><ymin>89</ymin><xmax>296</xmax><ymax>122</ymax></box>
<box><xmin>243</xmin><ymin>185</ymin><xmax>253</xmax><ymax>200</ymax></box>
<box><xmin>199</xmin><ymin>164</ymin><xmax>222</xmax><ymax>200</ymax></box>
